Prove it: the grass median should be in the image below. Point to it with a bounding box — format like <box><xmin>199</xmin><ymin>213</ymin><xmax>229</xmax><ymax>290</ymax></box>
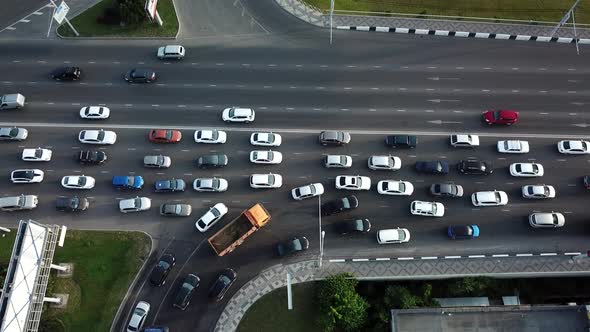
<box><xmin>58</xmin><ymin>0</ymin><xmax>178</xmax><ymax>37</ymax></box>
<box><xmin>302</xmin><ymin>0</ymin><xmax>590</xmax><ymax>24</ymax></box>
<box><xmin>237</xmin><ymin>282</ymin><xmax>321</xmax><ymax>332</ymax></box>
<box><xmin>0</xmin><ymin>229</ymin><xmax>150</xmax><ymax>332</ymax></box>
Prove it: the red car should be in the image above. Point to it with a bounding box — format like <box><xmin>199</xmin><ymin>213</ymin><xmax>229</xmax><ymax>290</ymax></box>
<box><xmin>149</xmin><ymin>129</ymin><xmax>182</xmax><ymax>143</ymax></box>
<box><xmin>483</xmin><ymin>110</ymin><xmax>518</xmax><ymax>125</ymax></box>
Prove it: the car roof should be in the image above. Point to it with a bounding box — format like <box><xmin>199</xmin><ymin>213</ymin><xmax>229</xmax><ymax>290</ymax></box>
<box><xmin>378</xmin><ymin>229</ymin><xmax>403</xmax><ymax>241</ymax></box>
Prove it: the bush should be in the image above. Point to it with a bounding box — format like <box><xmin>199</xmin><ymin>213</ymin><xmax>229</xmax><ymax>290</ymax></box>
<box><xmin>317</xmin><ymin>273</ymin><xmax>368</xmax><ymax>332</ymax></box>
<box><xmin>118</xmin><ymin>0</ymin><xmax>147</xmax><ymax>24</ymax></box>
<box><xmin>96</xmin><ymin>6</ymin><xmax>121</xmax><ymax>25</ymax></box>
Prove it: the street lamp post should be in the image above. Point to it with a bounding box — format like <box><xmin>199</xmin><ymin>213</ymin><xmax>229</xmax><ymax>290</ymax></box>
<box><xmin>318</xmin><ymin>196</ymin><xmax>326</xmax><ymax>268</ymax></box>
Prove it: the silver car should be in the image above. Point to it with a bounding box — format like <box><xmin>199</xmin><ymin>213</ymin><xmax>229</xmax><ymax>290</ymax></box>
<box><xmin>529</xmin><ymin>212</ymin><xmax>565</xmax><ymax>228</ymax></box>
<box><xmin>160</xmin><ymin>203</ymin><xmax>192</xmax><ymax>217</ymax></box>
<box><xmin>143</xmin><ymin>155</ymin><xmax>171</xmax><ymax>168</ymax></box>
<box><xmin>0</xmin><ymin>127</ymin><xmax>28</xmax><ymax>141</ymax></box>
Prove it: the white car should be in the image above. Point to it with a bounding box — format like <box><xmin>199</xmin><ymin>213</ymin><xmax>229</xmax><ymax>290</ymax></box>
<box><xmin>194</xmin><ymin>129</ymin><xmax>227</xmax><ymax>144</ymax></box>
<box><xmin>450</xmin><ymin>134</ymin><xmax>479</xmax><ymax>147</ymax></box>
<box><xmin>291</xmin><ymin>183</ymin><xmax>324</xmax><ymax>200</ymax></box>
<box><xmin>377</xmin><ymin>228</ymin><xmax>411</xmax><ymax>244</ymax></box>
<box><xmin>557</xmin><ymin>140</ymin><xmax>590</xmax><ymax>154</ymax></box>
<box><xmin>410</xmin><ymin>201</ymin><xmax>444</xmax><ymax>217</ymax></box>
<box><xmin>127</xmin><ymin>301</ymin><xmax>150</xmax><ymax>332</ymax></box>
<box><xmin>22</xmin><ymin>148</ymin><xmax>52</xmax><ymax>161</ymax></box>
<box><xmin>157</xmin><ymin>45</ymin><xmax>185</xmax><ymax>59</ymax></box>
<box><xmin>78</xmin><ymin>129</ymin><xmax>117</xmax><ymax>145</ymax></box>
<box><xmin>79</xmin><ymin>106</ymin><xmax>110</xmax><ymax>119</ymax></box>
<box><xmin>377</xmin><ymin>180</ymin><xmax>414</xmax><ymax>196</ymax></box>
<box><xmin>471</xmin><ymin>190</ymin><xmax>508</xmax><ymax>206</ymax></box>
<box><xmin>250</xmin><ymin>173</ymin><xmax>283</xmax><ymax>189</ymax></box>
<box><xmin>335</xmin><ymin>175</ymin><xmax>371</xmax><ymax>191</ymax></box>
<box><xmin>250</xmin><ymin>150</ymin><xmax>282</xmax><ymax>164</ymax></box>
<box><xmin>497</xmin><ymin>140</ymin><xmax>529</xmax><ymax>153</ymax></box>
<box><xmin>509</xmin><ymin>163</ymin><xmax>544</xmax><ymax>177</ymax></box>
<box><xmin>119</xmin><ymin>197</ymin><xmax>151</xmax><ymax>213</ymax></box>
<box><xmin>368</xmin><ymin>155</ymin><xmax>401</xmax><ymax>171</ymax></box>
<box><xmin>324</xmin><ymin>155</ymin><xmax>352</xmax><ymax>168</ymax></box>
<box><xmin>0</xmin><ymin>127</ymin><xmax>28</xmax><ymax>141</ymax></box>
<box><xmin>10</xmin><ymin>169</ymin><xmax>44</xmax><ymax>183</ymax></box>
<box><xmin>222</xmin><ymin>107</ymin><xmax>255</xmax><ymax>123</ymax></box>
<box><xmin>143</xmin><ymin>155</ymin><xmax>171</xmax><ymax>168</ymax></box>
<box><xmin>61</xmin><ymin>175</ymin><xmax>95</xmax><ymax>189</ymax></box>
<box><xmin>529</xmin><ymin>212</ymin><xmax>565</xmax><ymax>228</ymax></box>
<box><xmin>195</xmin><ymin>203</ymin><xmax>228</xmax><ymax>232</ymax></box>
<box><xmin>192</xmin><ymin>177</ymin><xmax>228</xmax><ymax>192</ymax></box>
<box><xmin>521</xmin><ymin>185</ymin><xmax>556</xmax><ymax>199</ymax></box>
<box><xmin>250</xmin><ymin>132</ymin><xmax>281</xmax><ymax>146</ymax></box>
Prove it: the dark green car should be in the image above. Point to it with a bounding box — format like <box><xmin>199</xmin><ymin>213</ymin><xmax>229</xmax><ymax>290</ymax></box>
<box><xmin>173</xmin><ymin>274</ymin><xmax>200</xmax><ymax>310</ymax></box>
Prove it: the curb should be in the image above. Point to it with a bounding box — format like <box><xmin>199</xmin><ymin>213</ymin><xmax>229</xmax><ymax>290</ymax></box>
<box><xmin>336</xmin><ymin>25</ymin><xmax>590</xmax><ymax>44</ymax></box>
<box><xmin>328</xmin><ymin>251</ymin><xmax>585</xmax><ymax>263</ymax></box>
<box><xmin>109</xmin><ymin>231</ymin><xmax>155</xmax><ymax>332</ymax></box>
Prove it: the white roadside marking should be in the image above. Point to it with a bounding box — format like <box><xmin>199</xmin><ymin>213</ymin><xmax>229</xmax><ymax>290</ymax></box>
<box><xmin>397</xmin><ymin>257</ymin><xmax>414</xmax><ymax>260</ymax></box>
<box><xmin>516</xmin><ymin>254</ymin><xmax>533</xmax><ymax>257</ymax></box>
<box><xmin>375</xmin><ymin>258</ymin><xmax>390</xmax><ymax>261</ymax></box>
<box><xmin>329</xmin><ymin>259</ymin><xmax>345</xmax><ymax>263</ymax></box>
<box><xmin>352</xmin><ymin>258</ymin><xmax>369</xmax><ymax>262</ymax></box>
<box><xmin>421</xmin><ymin>256</ymin><xmax>437</xmax><ymax>260</ymax></box>
<box><xmin>444</xmin><ymin>256</ymin><xmax>461</xmax><ymax>259</ymax></box>
<box><xmin>540</xmin><ymin>253</ymin><xmax>557</xmax><ymax>256</ymax></box>
<box><xmin>565</xmin><ymin>252</ymin><xmax>582</xmax><ymax>256</ymax></box>
<box><xmin>468</xmin><ymin>255</ymin><xmax>485</xmax><ymax>258</ymax></box>
<box><xmin>492</xmin><ymin>254</ymin><xmax>509</xmax><ymax>257</ymax></box>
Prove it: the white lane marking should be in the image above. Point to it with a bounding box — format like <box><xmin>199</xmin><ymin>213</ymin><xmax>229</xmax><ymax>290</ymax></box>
<box><xmin>352</xmin><ymin>258</ymin><xmax>369</xmax><ymax>262</ymax></box>
<box><xmin>329</xmin><ymin>259</ymin><xmax>345</xmax><ymax>263</ymax></box>
<box><xmin>469</xmin><ymin>255</ymin><xmax>485</xmax><ymax>258</ymax></box>
<box><xmin>100</xmin><ymin>171</ymin><xmax>110</xmax><ymax>174</ymax></box>
<box><xmin>568</xmin><ymin>68</ymin><xmax>576</xmax><ymax>71</ymax></box>
<box><xmin>375</xmin><ymin>258</ymin><xmax>390</xmax><ymax>261</ymax></box>
<box><xmin>421</xmin><ymin>256</ymin><xmax>437</xmax><ymax>260</ymax></box>
<box><xmin>540</xmin><ymin>253</ymin><xmax>557</xmax><ymax>256</ymax></box>
<box><xmin>567</xmin><ymin>184</ymin><xmax>577</xmax><ymax>187</ymax></box>
<box><xmin>492</xmin><ymin>254</ymin><xmax>509</xmax><ymax>258</ymax></box>
<box><xmin>516</xmin><ymin>253</ymin><xmax>533</xmax><ymax>257</ymax></box>
<box><xmin>556</xmin><ymin>159</ymin><xmax>567</xmax><ymax>162</ymax></box>
<box><xmin>397</xmin><ymin>257</ymin><xmax>414</xmax><ymax>260</ymax></box>
<box><xmin>369</xmin><ymin>109</ymin><xmax>377</xmax><ymax>112</ymax></box>
<box><xmin>565</xmin><ymin>252</ymin><xmax>582</xmax><ymax>256</ymax></box>
<box><xmin>569</xmin><ymin>113</ymin><xmax>577</xmax><ymax>116</ymax></box>
<box><xmin>444</xmin><ymin>256</ymin><xmax>461</xmax><ymax>259</ymax></box>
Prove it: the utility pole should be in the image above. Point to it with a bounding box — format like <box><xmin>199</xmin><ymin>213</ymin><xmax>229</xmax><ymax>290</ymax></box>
<box><xmin>318</xmin><ymin>196</ymin><xmax>325</xmax><ymax>268</ymax></box>
<box><xmin>329</xmin><ymin>0</ymin><xmax>334</xmax><ymax>45</ymax></box>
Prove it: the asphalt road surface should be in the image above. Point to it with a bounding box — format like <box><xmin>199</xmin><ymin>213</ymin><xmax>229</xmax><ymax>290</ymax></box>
<box><xmin>0</xmin><ymin>22</ymin><xmax>588</xmax><ymax>332</ymax></box>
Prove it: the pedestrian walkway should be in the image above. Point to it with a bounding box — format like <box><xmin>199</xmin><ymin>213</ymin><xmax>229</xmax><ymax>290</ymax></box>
<box><xmin>274</xmin><ymin>0</ymin><xmax>590</xmax><ymax>41</ymax></box>
<box><xmin>214</xmin><ymin>254</ymin><xmax>590</xmax><ymax>332</ymax></box>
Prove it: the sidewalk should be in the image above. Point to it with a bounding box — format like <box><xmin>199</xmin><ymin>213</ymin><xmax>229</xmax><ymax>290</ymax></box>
<box><xmin>214</xmin><ymin>254</ymin><xmax>590</xmax><ymax>332</ymax></box>
<box><xmin>274</xmin><ymin>0</ymin><xmax>590</xmax><ymax>41</ymax></box>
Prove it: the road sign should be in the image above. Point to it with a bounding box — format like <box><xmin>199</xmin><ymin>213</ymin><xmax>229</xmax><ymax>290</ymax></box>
<box><xmin>53</xmin><ymin>1</ymin><xmax>69</xmax><ymax>24</ymax></box>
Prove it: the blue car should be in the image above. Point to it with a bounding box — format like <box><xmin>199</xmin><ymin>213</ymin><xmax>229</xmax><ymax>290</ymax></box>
<box><xmin>447</xmin><ymin>225</ymin><xmax>480</xmax><ymax>240</ymax></box>
<box><xmin>154</xmin><ymin>179</ymin><xmax>186</xmax><ymax>192</ymax></box>
<box><xmin>112</xmin><ymin>175</ymin><xmax>144</xmax><ymax>190</ymax></box>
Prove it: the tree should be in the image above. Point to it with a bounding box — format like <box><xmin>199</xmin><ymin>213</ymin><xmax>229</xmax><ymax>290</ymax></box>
<box><xmin>317</xmin><ymin>273</ymin><xmax>368</xmax><ymax>332</ymax></box>
<box><xmin>118</xmin><ymin>0</ymin><xmax>146</xmax><ymax>25</ymax></box>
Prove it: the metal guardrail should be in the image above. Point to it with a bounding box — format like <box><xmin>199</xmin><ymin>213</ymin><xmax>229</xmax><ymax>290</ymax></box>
<box><xmin>324</xmin><ymin>9</ymin><xmax>590</xmax><ymax>28</ymax></box>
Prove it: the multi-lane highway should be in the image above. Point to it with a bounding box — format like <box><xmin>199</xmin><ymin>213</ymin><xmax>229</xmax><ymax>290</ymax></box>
<box><xmin>0</xmin><ymin>16</ymin><xmax>589</xmax><ymax>331</ymax></box>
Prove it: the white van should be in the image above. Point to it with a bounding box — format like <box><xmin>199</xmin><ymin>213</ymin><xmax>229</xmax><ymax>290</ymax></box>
<box><xmin>0</xmin><ymin>94</ymin><xmax>25</xmax><ymax>110</ymax></box>
<box><xmin>0</xmin><ymin>195</ymin><xmax>38</xmax><ymax>211</ymax></box>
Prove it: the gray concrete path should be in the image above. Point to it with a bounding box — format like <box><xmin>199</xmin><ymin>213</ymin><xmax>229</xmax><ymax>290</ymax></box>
<box><xmin>274</xmin><ymin>0</ymin><xmax>590</xmax><ymax>39</ymax></box>
<box><xmin>214</xmin><ymin>254</ymin><xmax>590</xmax><ymax>332</ymax></box>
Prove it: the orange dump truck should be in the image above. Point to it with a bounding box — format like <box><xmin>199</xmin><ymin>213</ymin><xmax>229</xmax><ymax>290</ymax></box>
<box><xmin>208</xmin><ymin>203</ymin><xmax>271</xmax><ymax>256</ymax></box>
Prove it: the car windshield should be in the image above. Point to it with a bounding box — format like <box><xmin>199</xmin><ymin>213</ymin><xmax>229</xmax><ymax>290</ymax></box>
<box><xmin>134</xmin><ymin>198</ymin><xmax>141</xmax><ymax>207</ymax></box>
<box><xmin>77</xmin><ymin>177</ymin><xmax>86</xmax><ymax>186</ymax></box>
<box><xmin>267</xmin><ymin>176</ymin><xmax>275</xmax><ymax>185</ymax></box>
<box><xmin>97</xmin><ymin>131</ymin><xmax>105</xmax><ymax>141</ymax></box>
<box><xmin>70</xmin><ymin>197</ymin><xmax>79</xmax><ymax>207</ymax></box>
<box><xmin>35</xmin><ymin>150</ymin><xmax>43</xmax><ymax>158</ymax></box>
<box><xmin>158</xmin><ymin>260</ymin><xmax>170</xmax><ymax>270</ymax></box>
<box><xmin>211</xmin><ymin>208</ymin><xmax>221</xmax><ymax>217</ymax></box>
<box><xmin>397</xmin><ymin>230</ymin><xmax>407</xmax><ymax>241</ymax></box>
<box><xmin>9</xmin><ymin>128</ymin><xmax>17</xmax><ymax>136</ymax></box>
<box><xmin>228</xmin><ymin>109</ymin><xmax>236</xmax><ymax>117</ymax></box>
<box><xmin>493</xmin><ymin>111</ymin><xmax>501</xmax><ymax>120</ymax></box>
<box><xmin>398</xmin><ymin>183</ymin><xmax>406</xmax><ymax>192</ymax></box>
<box><xmin>435</xmin><ymin>162</ymin><xmax>442</xmax><ymax>172</ymax></box>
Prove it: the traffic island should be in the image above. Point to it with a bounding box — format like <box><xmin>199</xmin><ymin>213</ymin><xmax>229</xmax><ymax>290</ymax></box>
<box><xmin>56</xmin><ymin>0</ymin><xmax>179</xmax><ymax>38</ymax></box>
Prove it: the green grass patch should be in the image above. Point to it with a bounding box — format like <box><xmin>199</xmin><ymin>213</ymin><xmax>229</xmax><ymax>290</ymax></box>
<box><xmin>303</xmin><ymin>0</ymin><xmax>590</xmax><ymax>24</ymax></box>
<box><xmin>58</xmin><ymin>0</ymin><xmax>178</xmax><ymax>37</ymax></box>
<box><xmin>237</xmin><ymin>282</ymin><xmax>321</xmax><ymax>332</ymax></box>
<box><xmin>0</xmin><ymin>229</ymin><xmax>150</xmax><ymax>332</ymax></box>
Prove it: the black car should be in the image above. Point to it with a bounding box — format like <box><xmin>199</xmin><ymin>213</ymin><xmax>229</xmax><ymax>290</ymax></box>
<box><xmin>457</xmin><ymin>160</ymin><xmax>492</xmax><ymax>175</ymax></box>
<box><xmin>196</xmin><ymin>154</ymin><xmax>228</xmax><ymax>169</ymax></box>
<box><xmin>124</xmin><ymin>68</ymin><xmax>156</xmax><ymax>83</ymax></box>
<box><xmin>321</xmin><ymin>195</ymin><xmax>359</xmax><ymax>216</ymax></box>
<box><xmin>173</xmin><ymin>273</ymin><xmax>200</xmax><ymax>310</ymax></box>
<box><xmin>335</xmin><ymin>219</ymin><xmax>371</xmax><ymax>235</ymax></box>
<box><xmin>319</xmin><ymin>131</ymin><xmax>351</xmax><ymax>146</ymax></box>
<box><xmin>385</xmin><ymin>135</ymin><xmax>417</xmax><ymax>148</ymax></box>
<box><xmin>55</xmin><ymin>196</ymin><xmax>89</xmax><ymax>212</ymax></box>
<box><xmin>209</xmin><ymin>268</ymin><xmax>237</xmax><ymax>302</ymax></box>
<box><xmin>415</xmin><ymin>160</ymin><xmax>449</xmax><ymax>174</ymax></box>
<box><xmin>50</xmin><ymin>66</ymin><xmax>81</xmax><ymax>81</ymax></box>
<box><xmin>584</xmin><ymin>176</ymin><xmax>590</xmax><ymax>189</ymax></box>
<box><xmin>154</xmin><ymin>179</ymin><xmax>186</xmax><ymax>192</ymax></box>
<box><xmin>430</xmin><ymin>183</ymin><xmax>464</xmax><ymax>197</ymax></box>
<box><xmin>149</xmin><ymin>253</ymin><xmax>176</xmax><ymax>287</ymax></box>
<box><xmin>276</xmin><ymin>236</ymin><xmax>309</xmax><ymax>257</ymax></box>
<box><xmin>78</xmin><ymin>150</ymin><xmax>107</xmax><ymax>164</ymax></box>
